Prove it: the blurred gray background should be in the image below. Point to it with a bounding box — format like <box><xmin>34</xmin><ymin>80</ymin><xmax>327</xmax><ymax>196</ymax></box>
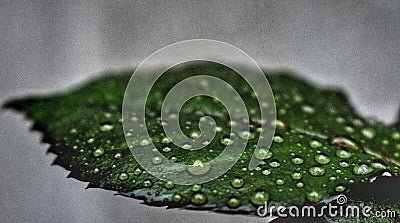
<box><xmin>0</xmin><ymin>1</ymin><xmax>399</xmax><ymax>223</ymax></box>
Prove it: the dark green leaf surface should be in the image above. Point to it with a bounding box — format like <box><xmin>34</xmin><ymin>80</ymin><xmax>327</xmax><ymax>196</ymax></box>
<box><xmin>4</xmin><ymin>62</ymin><xmax>400</xmax><ymax>215</ymax></box>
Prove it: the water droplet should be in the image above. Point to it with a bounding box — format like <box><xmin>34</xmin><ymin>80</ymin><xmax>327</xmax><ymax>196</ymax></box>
<box><xmin>371</xmin><ymin>160</ymin><xmax>386</xmax><ymax>169</ymax></box>
<box><xmin>392</xmin><ymin>132</ymin><xmax>400</xmax><ymax>140</ymax></box>
<box><xmin>238</xmin><ymin>130</ymin><xmax>255</xmax><ymax>140</ymax></box>
<box><xmin>87</xmin><ymin>138</ymin><xmax>95</xmax><ymax>144</ymax></box>
<box><xmin>309</xmin><ymin>140</ymin><xmax>322</xmax><ymax>148</ymax></box>
<box><xmin>227</xmin><ymin>197</ymin><xmax>240</xmax><ymax>208</ymax></box>
<box><xmin>100</xmin><ymin>124</ymin><xmax>113</xmax><ymax>132</ymax></box>
<box><xmin>152</xmin><ymin>156</ymin><xmax>162</xmax><ymax>165</ymax></box>
<box><xmin>309</xmin><ymin>166</ymin><xmax>326</xmax><ymax>176</ymax></box>
<box><xmin>215</xmin><ymin>126</ymin><xmax>223</xmax><ymax>132</ymax></box>
<box><xmin>361</xmin><ymin>129</ymin><xmax>375</xmax><ymax>139</ymax></box>
<box><xmin>353</xmin><ymin>164</ymin><xmax>373</xmax><ymax>175</ymax></box>
<box><xmin>336</xmin><ymin>149</ymin><xmax>352</xmax><ymax>159</ymax></box>
<box><xmin>329</xmin><ymin>176</ymin><xmax>337</xmax><ymax>181</ymax></box>
<box><xmin>291</xmin><ymin>156</ymin><xmax>304</xmax><ymax>165</ymax></box>
<box><xmin>291</xmin><ymin>172</ymin><xmax>302</xmax><ymax>180</ymax></box>
<box><xmin>170</xmin><ymin>157</ymin><xmax>178</xmax><ymax>162</ymax></box>
<box><xmin>143</xmin><ymin>180</ymin><xmax>153</xmax><ymax>187</ymax></box>
<box><xmin>161</xmin><ymin>137</ymin><xmax>171</xmax><ymax>144</ymax></box>
<box><xmin>70</xmin><ymin>128</ymin><xmax>77</xmax><ymax>134</ymax></box>
<box><xmin>140</xmin><ymin>139</ymin><xmax>150</xmax><ymax>146</ymax></box>
<box><xmin>172</xmin><ymin>194</ymin><xmax>182</xmax><ymax>202</ymax></box>
<box><xmin>269</xmin><ymin>159</ymin><xmax>281</xmax><ymax>168</ymax></box>
<box><xmin>331</xmin><ymin>137</ymin><xmax>359</xmax><ymax>151</ymax></box>
<box><xmin>119</xmin><ymin>173</ymin><xmax>129</xmax><ymax>181</ymax></box>
<box><xmin>192</xmin><ymin>184</ymin><xmax>202</xmax><ymax>192</ymax></box>
<box><xmin>302</xmin><ymin>105</ymin><xmax>315</xmax><ymax>114</ymax></box>
<box><xmin>250</xmin><ymin>191</ymin><xmax>269</xmax><ymax>206</ymax></box>
<box><xmin>92</xmin><ymin>148</ymin><xmax>104</xmax><ymax>157</ymax></box>
<box><xmin>220</xmin><ymin>137</ymin><xmax>233</xmax><ymax>145</ymax></box>
<box><xmin>296</xmin><ymin>182</ymin><xmax>304</xmax><ymax>188</ymax></box>
<box><xmin>336</xmin><ymin>117</ymin><xmax>345</xmax><ymax>123</ymax></box>
<box><xmin>93</xmin><ymin>168</ymin><xmax>99</xmax><ymax>174</ymax></box>
<box><xmin>164</xmin><ymin>181</ymin><xmax>174</xmax><ymax>189</ymax></box>
<box><xmin>190</xmin><ymin>131</ymin><xmax>201</xmax><ymax>139</ymax></box>
<box><xmin>182</xmin><ymin>143</ymin><xmax>192</xmax><ymax>150</ymax></box>
<box><xmin>382</xmin><ymin>171</ymin><xmax>392</xmax><ymax>177</ymax></box>
<box><xmin>191</xmin><ymin>193</ymin><xmax>207</xmax><ymax>205</ymax></box>
<box><xmin>307</xmin><ymin>191</ymin><xmax>322</xmax><ymax>202</ymax></box>
<box><xmin>187</xmin><ymin>160</ymin><xmax>210</xmax><ymax>175</ymax></box>
<box><xmin>335</xmin><ymin>185</ymin><xmax>346</xmax><ymax>192</ymax></box>
<box><xmin>273</xmin><ymin>136</ymin><xmax>284</xmax><ymax>143</ymax></box>
<box><xmin>231</xmin><ymin>178</ymin><xmax>244</xmax><ymax>188</ymax></box>
<box><xmin>344</xmin><ymin>126</ymin><xmax>355</xmax><ymax>133</ymax></box>
<box><xmin>315</xmin><ymin>154</ymin><xmax>330</xmax><ymax>164</ymax></box>
<box><xmin>114</xmin><ymin>153</ymin><xmax>122</xmax><ymax>159</ymax></box>
<box><xmin>254</xmin><ymin>148</ymin><xmax>270</xmax><ymax>159</ymax></box>
<box><xmin>262</xmin><ymin>169</ymin><xmax>271</xmax><ymax>176</ymax></box>
<box><xmin>272</xmin><ymin>120</ymin><xmax>287</xmax><ymax>130</ymax></box>
<box><xmin>339</xmin><ymin>160</ymin><xmax>350</xmax><ymax>167</ymax></box>
<box><xmin>133</xmin><ymin>168</ymin><xmax>142</xmax><ymax>176</ymax></box>
<box><xmin>275</xmin><ymin>179</ymin><xmax>285</xmax><ymax>185</ymax></box>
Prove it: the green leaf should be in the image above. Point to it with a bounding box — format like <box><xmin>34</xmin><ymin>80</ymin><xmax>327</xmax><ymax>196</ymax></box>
<box><xmin>4</xmin><ymin>62</ymin><xmax>400</xmax><ymax>215</ymax></box>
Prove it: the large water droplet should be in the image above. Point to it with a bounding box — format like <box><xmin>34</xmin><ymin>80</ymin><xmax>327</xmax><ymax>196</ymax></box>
<box><xmin>309</xmin><ymin>140</ymin><xmax>322</xmax><ymax>148</ymax></box>
<box><xmin>231</xmin><ymin>178</ymin><xmax>244</xmax><ymax>188</ymax></box>
<box><xmin>335</xmin><ymin>185</ymin><xmax>346</xmax><ymax>192</ymax></box>
<box><xmin>172</xmin><ymin>194</ymin><xmax>182</xmax><ymax>202</ymax></box>
<box><xmin>133</xmin><ymin>168</ymin><xmax>142</xmax><ymax>176</ymax></box>
<box><xmin>152</xmin><ymin>156</ymin><xmax>162</xmax><ymax>165</ymax></box>
<box><xmin>302</xmin><ymin>105</ymin><xmax>315</xmax><ymax>114</ymax></box>
<box><xmin>291</xmin><ymin>156</ymin><xmax>304</xmax><ymax>165</ymax></box>
<box><xmin>269</xmin><ymin>159</ymin><xmax>281</xmax><ymax>168</ymax></box>
<box><xmin>187</xmin><ymin>160</ymin><xmax>210</xmax><ymax>176</ymax></box>
<box><xmin>100</xmin><ymin>124</ymin><xmax>113</xmax><ymax>132</ymax></box>
<box><xmin>371</xmin><ymin>160</ymin><xmax>387</xmax><ymax>169</ymax></box>
<box><xmin>143</xmin><ymin>179</ymin><xmax>153</xmax><ymax>187</ymax></box>
<box><xmin>250</xmin><ymin>191</ymin><xmax>269</xmax><ymax>206</ymax></box>
<box><xmin>227</xmin><ymin>197</ymin><xmax>240</xmax><ymax>208</ymax></box>
<box><xmin>275</xmin><ymin>179</ymin><xmax>285</xmax><ymax>185</ymax></box>
<box><xmin>315</xmin><ymin>154</ymin><xmax>330</xmax><ymax>164</ymax></box>
<box><xmin>262</xmin><ymin>169</ymin><xmax>271</xmax><ymax>176</ymax></box>
<box><xmin>220</xmin><ymin>137</ymin><xmax>233</xmax><ymax>146</ymax></box>
<box><xmin>353</xmin><ymin>164</ymin><xmax>373</xmax><ymax>175</ymax></box>
<box><xmin>92</xmin><ymin>147</ymin><xmax>104</xmax><ymax>157</ymax></box>
<box><xmin>164</xmin><ymin>181</ymin><xmax>175</xmax><ymax>189</ymax></box>
<box><xmin>307</xmin><ymin>191</ymin><xmax>322</xmax><ymax>202</ymax></box>
<box><xmin>273</xmin><ymin>136</ymin><xmax>284</xmax><ymax>143</ymax></box>
<box><xmin>392</xmin><ymin>132</ymin><xmax>400</xmax><ymax>140</ymax></box>
<box><xmin>309</xmin><ymin>166</ymin><xmax>326</xmax><ymax>176</ymax></box>
<box><xmin>254</xmin><ymin>148</ymin><xmax>270</xmax><ymax>159</ymax></box>
<box><xmin>191</xmin><ymin>193</ymin><xmax>207</xmax><ymax>205</ymax></box>
<box><xmin>296</xmin><ymin>182</ymin><xmax>304</xmax><ymax>188</ymax></box>
<box><xmin>119</xmin><ymin>173</ymin><xmax>129</xmax><ymax>181</ymax></box>
<box><xmin>361</xmin><ymin>129</ymin><xmax>375</xmax><ymax>139</ymax></box>
<box><xmin>291</xmin><ymin>172</ymin><xmax>303</xmax><ymax>180</ymax></box>
<box><xmin>140</xmin><ymin>139</ymin><xmax>150</xmax><ymax>146</ymax></box>
<box><xmin>336</xmin><ymin>149</ymin><xmax>352</xmax><ymax>159</ymax></box>
<box><xmin>161</xmin><ymin>137</ymin><xmax>171</xmax><ymax>144</ymax></box>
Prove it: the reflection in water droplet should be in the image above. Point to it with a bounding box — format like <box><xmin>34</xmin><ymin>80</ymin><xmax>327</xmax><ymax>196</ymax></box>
<box><xmin>164</xmin><ymin>181</ymin><xmax>175</xmax><ymax>189</ymax></box>
<box><xmin>254</xmin><ymin>148</ymin><xmax>269</xmax><ymax>159</ymax></box>
<box><xmin>361</xmin><ymin>129</ymin><xmax>375</xmax><ymax>139</ymax></box>
<box><xmin>335</xmin><ymin>185</ymin><xmax>346</xmax><ymax>192</ymax></box>
<box><xmin>220</xmin><ymin>137</ymin><xmax>233</xmax><ymax>145</ymax></box>
<box><xmin>291</xmin><ymin>156</ymin><xmax>304</xmax><ymax>165</ymax></box>
<box><xmin>275</xmin><ymin>179</ymin><xmax>285</xmax><ymax>185</ymax></box>
<box><xmin>309</xmin><ymin>166</ymin><xmax>326</xmax><ymax>176</ymax></box>
<box><xmin>92</xmin><ymin>148</ymin><xmax>104</xmax><ymax>157</ymax></box>
<box><xmin>140</xmin><ymin>139</ymin><xmax>150</xmax><ymax>146</ymax></box>
<box><xmin>152</xmin><ymin>156</ymin><xmax>162</xmax><ymax>165</ymax></box>
<box><xmin>291</xmin><ymin>172</ymin><xmax>302</xmax><ymax>180</ymax></box>
<box><xmin>262</xmin><ymin>169</ymin><xmax>271</xmax><ymax>176</ymax></box>
<box><xmin>228</xmin><ymin>197</ymin><xmax>240</xmax><ymax>208</ymax></box>
<box><xmin>315</xmin><ymin>154</ymin><xmax>330</xmax><ymax>164</ymax></box>
<box><xmin>269</xmin><ymin>160</ymin><xmax>281</xmax><ymax>168</ymax></box>
<box><xmin>250</xmin><ymin>191</ymin><xmax>269</xmax><ymax>206</ymax></box>
<box><xmin>331</xmin><ymin>137</ymin><xmax>359</xmax><ymax>151</ymax></box>
<box><xmin>353</xmin><ymin>164</ymin><xmax>373</xmax><ymax>175</ymax></box>
<box><xmin>307</xmin><ymin>191</ymin><xmax>322</xmax><ymax>202</ymax></box>
<box><xmin>143</xmin><ymin>180</ymin><xmax>153</xmax><ymax>187</ymax></box>
<box><xmin>119</xmin><ymin>173</ymin><xmax>129</xmax><ymax>181</ymax></box>
<box><xmin>309</xmin><ymin>140</ymin><xmax>322</xmax><ymax>148</ymax></box>
<box><xmin>336</xmin><ymin>149</ymin><xmax>352</xmax><ymax>159</ymax></box>
<box><xmin>371</xmin><ymin>160</ymin><xmax>386</xmax><ymax>169</ymax></box>
<box><xmin>191</xmin><ymin>193</ymin><xmax>207</xmax><ymax>205</ymax></box>
<box><xmin>100</xmin><ymin>124</ymin><xmax>113</xmax><ymax>132</ymax></box>
<box><xmin>231</xmin><ymin>178</ymin><xmax>245</xmax><ymax>188</ymax></box>
<box><xmin>187</xmin><ymin>160</ymin><xmax>210</xmax><ymax>176</ymax></box>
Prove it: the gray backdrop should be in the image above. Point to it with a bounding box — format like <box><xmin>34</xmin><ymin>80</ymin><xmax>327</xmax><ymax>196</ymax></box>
<box><xmin>0</xmin><ymin>1</ymin><xmax>399</xmax><ymax>223</ymax></box>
